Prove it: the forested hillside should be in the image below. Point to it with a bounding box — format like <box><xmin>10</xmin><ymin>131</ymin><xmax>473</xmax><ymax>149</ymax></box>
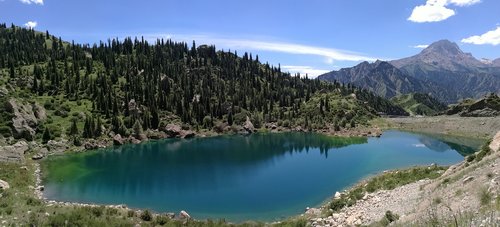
<box><xmin>0</xmin><ymin>24</ymin><xmax>406</xmax><ymax>144</ymax></box>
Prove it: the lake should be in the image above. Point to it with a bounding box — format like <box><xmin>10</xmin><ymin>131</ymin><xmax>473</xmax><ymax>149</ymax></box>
<box><xmin>42</xmin><ymin>130</ymin><xmax>482</xmax><ymax>222</ymax></box>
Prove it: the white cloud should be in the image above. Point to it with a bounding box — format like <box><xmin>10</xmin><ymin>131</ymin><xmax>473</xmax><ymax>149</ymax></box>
<box><xmin>408</xmin><ymin>0</ymin><xmax>480</xmax><ymax>23</ymax></box>
<box><xmin>461</xmin><ymin>27</ymin><xmax>500</xmax><ymax>45</ymax></box>
<box><xmin>412</xmin><ymin>44</ymin><xmax>429</xmax><ymax>49</ymax></box>
<box><xmin>280</xmin><ymin>65</ymin><xmax>332</xmax><ymax>78</ymax></box>
<box><xmin>19</xmin><ymin>0</ymin><xmax>43</xmax><ymax>4</ymax></box>
<box><xmin>449</xmin><ymin>0</ymin><xmax>481</xmax><ymax>6</ymax></box>
<box><xmin>144</xmin><ymin>34</ymin><xmax>379</xmax><ymax>62</ymax></box>
<box><xmin>408</xmin><ymin>1</ymin><xmax>455</xmax><ymax>23</ymax></box>
<box><xmin>24</xmin><ymin>21</ymin><xmax>37</xmax><ymax>29</ymax></box>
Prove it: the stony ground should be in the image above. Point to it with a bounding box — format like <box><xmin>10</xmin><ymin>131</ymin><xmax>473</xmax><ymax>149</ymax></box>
<box><xmin>306</xmin><ymin>131</ymin><xmax>500</xmax><ymax>227</ymax></box>
<box><xmin>306</xmin><ymin>179</ymin><xmax>433</xmax><ymax>226</ymax></box>
<box><xmin>381</xmin><ymin>116</ymin><xmax>500</xmax><ymax>139</ymax></box>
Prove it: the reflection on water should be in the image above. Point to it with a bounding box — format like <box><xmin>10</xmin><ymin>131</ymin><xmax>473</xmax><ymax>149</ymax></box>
<box><xmin>43</xmin><ymin>130</ymin><xmax>479</xmax><ymax>222</ymax></box>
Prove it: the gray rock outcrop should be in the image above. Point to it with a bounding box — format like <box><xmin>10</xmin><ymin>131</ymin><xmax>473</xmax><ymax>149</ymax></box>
<box><xmin>163</xmin><ymin>124</ymin><xmax>182</xmax><ymax>138</ymax></box>
<box><xmin>5</xmin><ymin>99</ymin><xmax>46</xmax><ymax>140</ymax></box>
<box><xmin>243</xmin><ymin>116</ymin><xmax>255</xmax><ymax>133</ymax></box>
<box><xmin>490</xmin><ymin>131</ymin><xmax>500</xmax><ymax>152</ymax></box>
<box><xmin>113</xmin><ymin>134</ymin><xmax>125</xmax><ymax>145</ymax></box>
<box><xmin>0</xmin><ymin>140</ymin><xmax>29</xmax><ymax>162</ymax></box>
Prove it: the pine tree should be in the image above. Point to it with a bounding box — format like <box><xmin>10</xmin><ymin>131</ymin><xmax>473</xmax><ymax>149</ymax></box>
<box><xmin>133</xmin><ymin>119</ymin><xmax>143</xmax><ymax>137</ymax></box>
<box><xmin>69</xmin><ymin>118</ymin><xmax>79</xmax><ymax>136</ymax></box>
<box><xmin>42</xmin><ymin>127</ymin><xmax>52</xmax><ymax>144</ymax></box>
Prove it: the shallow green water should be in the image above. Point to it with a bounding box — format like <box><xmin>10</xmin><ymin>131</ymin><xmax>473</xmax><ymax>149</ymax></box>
<box><xmin>42</xmin><ymin>130</ymin><xmax>480</xmax><ymax>222</ymax></box>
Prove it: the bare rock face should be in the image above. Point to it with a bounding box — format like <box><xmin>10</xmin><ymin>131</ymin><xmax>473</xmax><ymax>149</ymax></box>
<box><xmin>5</xmin><ymin>99</ymin><xmax>46</xmax><ymax>141</ymax></box>
<box><xmin>163</xmin><ymin>124</ymin><xmax>182</xmax><ymax>138</ymax></box>
<box><xmin>47</xmin><ymin>139</ymin><xmax>70</xmax><ymax>154</ymax></box>
<box><xmin>243</xmin><ymin>116</ymin><xmax>255</xmax><ymax>133</ymax></box>
<box><xmin>489</xmin><ymin>131</ymin><xmax>500</xmax><ymax>152</ymax></box>
<box><xmin>113</xmin><ymin>134</ymin><xmax>125</xmax><ymax>145</ymax></box>
<box><xmin>0</xmin><ymin>141</ymin><xmax>29</xmax><ymax>162</ymax></box>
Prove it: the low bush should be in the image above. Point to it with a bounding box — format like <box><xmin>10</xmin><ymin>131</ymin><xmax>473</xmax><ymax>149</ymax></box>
<box><xmin>155</xmin><ymin>214</ymin><xmax>170</xmax><ymax>225</ymax></box>
<box><xmin>479</xmin><ymin>187</ymin><xmax>492</xmax><ymax>206</ymax></box>
<box><xmin>140</xmin><ymin>209</ymin><xmax>152</xmax><ymax>221</ymax></box>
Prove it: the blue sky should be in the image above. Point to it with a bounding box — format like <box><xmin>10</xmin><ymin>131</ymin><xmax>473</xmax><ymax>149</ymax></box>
<box><xmin>1</xmin><ymin>0</ymin><xmax>500</xmax><ymax>77</ymax></box>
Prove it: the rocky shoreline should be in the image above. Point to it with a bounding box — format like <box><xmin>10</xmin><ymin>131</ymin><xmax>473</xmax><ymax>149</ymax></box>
<box><xmin>21</xmin><ymin>122</ymin><xmax>382</xmax><ymax>224</ymax></box>
<box><xmin>299</xmin><ymin>131</ymin><xmax>500</xmax><ymax>226</ymax></box>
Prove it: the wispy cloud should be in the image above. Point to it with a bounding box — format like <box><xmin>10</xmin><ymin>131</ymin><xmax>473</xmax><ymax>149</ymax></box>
<box><xmin>143</xmin><ymin>34</ymin><xmax>380</xmax><ymax>62</ymax></box>
<box><xmin>408</xmin><ymin>0</ymin><xmax>480</xmax><ymax>23</ymax></box>
<box><xmin>280</xmin><ymin>65</ymin><xmax>333</xmax><ymax>78</ymax></box>
<box><xmin>412</xmin><ymin>44</ymin><xmax>429</xmax><ymax>49</ymax></box>
<box><xmin>19</xmin><ymin>0</ymin><xmax>43</xmax><ymax>5</ymax></box>
<box><xmin>461</xmin><ymin>27</ymin><xmax>500</xmax><ymax>45</ymax></box>
<box><xmin>24</xmin><ymin>21</ymin><xmax>37</xmax><ymax>29</ymax></box>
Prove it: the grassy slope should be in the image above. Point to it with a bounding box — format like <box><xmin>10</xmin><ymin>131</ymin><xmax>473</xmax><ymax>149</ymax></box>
<box><xmin>391</xmin><ymin>93</ymin><xmax>446</xmax><ymax>116</ymax></box>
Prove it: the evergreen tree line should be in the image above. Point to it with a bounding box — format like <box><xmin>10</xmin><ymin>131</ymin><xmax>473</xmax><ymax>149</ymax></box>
<box><xmin>0</xmin><ymin>24</ymin><xmax>407</xmax><ymax>139</ymax></box>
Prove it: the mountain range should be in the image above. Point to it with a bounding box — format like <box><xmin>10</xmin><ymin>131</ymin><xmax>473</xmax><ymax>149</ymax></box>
<box><xmin>318</xmin><ymin>40</ymin><xmax>500</xmax><ymax>104</ymax></box>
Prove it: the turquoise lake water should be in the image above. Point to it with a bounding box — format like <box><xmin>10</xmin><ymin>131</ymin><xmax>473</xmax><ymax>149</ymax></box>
<box><xmin>42</xmin><ymin>130</ymin><xmax>481</xmax><ymax>222</ymax></box>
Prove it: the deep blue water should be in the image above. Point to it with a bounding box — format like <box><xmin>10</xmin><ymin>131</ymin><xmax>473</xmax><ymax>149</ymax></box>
<box><xmin>42</xmin><ymin>130</ymin><xmax>480</xmax><ymax>222</ymax></box>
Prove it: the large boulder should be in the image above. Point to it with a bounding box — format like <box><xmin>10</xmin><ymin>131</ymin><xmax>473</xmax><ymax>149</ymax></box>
<box><xmin>113</xmin><ymin>134</ymin><xmax>125</xmax><ymax>145</ymax></box>
<box><xmin>46</xmin><ymin>139</ymin><xmax>70</xmax><ymax>154</ymax></box>
<box><xmin>5</xmin><ymin>99</ymin><xmax>46</xmax><ymax>140</ymax></box>
<box><xmin>0</xmin><ymin>141</ymin><xmax>29</xmax><ymax>162</ymax></box>
<box><xmin>0</xmin><ymin>179</ymin><xmax>9</xmax><ymax>189</ymax></box>
<box><xmin>163</xmin><ymin>124</ymin><xmax>182</xmax><ymax>138</ymax></box>
<box><xmin>83</xmin><ymin>139</ymin><xmax>108</xmax><ymax>150</ymax></box>
<box><xmin>490</xmin><ymin>131</ymin><xmax>500</xmax><ymax>152</ymax></box>
<box><xmin>243</xmin><ymin>116</ymin><xmax>255</xmax><ymax>133</ymax></box>
<box><xmin>179</xmin><ymin>210</ymin><xmax>191</xmax><ymax>219</ymax></box>
<box><xmin>180</xmin><ymin>130</ymin><xmax>195</xmax><ymax>139</ymax></box>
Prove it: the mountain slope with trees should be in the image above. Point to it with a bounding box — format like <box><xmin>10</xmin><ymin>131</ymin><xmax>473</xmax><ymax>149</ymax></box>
<box><xmin>390</xmin><ymin>93</ymin><xmax>447</xmax><ymax>116</ymax></box>
<box><xmin>0</xmin><ymin>24</ymin><xmax>406</xmax><ymax>145</ymax></box>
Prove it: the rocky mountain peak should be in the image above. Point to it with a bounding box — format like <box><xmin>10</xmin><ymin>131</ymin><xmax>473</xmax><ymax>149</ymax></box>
<box><xmin>422</xmin><ymin>39</ymin><xmax>462</xmax><ymax>56</ymax></box>
<box><xmin>390</xmin><ymin>39</ymin><xmax>484</xmax><ymax>71</ymax></box>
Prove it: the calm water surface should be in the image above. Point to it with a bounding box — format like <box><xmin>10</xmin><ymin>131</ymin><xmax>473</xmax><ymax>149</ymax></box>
<box><xmin>42</xmin><ymin>130</ymin><xmax>481</xmax><ymax>222</ymax></box>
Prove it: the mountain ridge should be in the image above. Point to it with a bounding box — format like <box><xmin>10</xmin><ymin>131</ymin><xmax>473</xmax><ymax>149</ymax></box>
<box><xmin>319</xmin><ymin>39</ymin><xmax>500</xmax><ymax>104</ymax></box>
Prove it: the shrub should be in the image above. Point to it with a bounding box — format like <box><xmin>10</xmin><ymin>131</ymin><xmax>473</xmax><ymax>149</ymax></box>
<box><xmin>54</xmin><ymin>109</ymin><xmax>69</xmax><ymax>117</ymax></box>
<box><xmin>43</xmin><ymin>100</ymin><xmax>55</xmax><ymax>110</ymax></box>
<box><xmin>385</xmin><ymin>210</ymin><xmax>399</xmax><ymax>223</ymax></box>
<box><xmin>479</xmin><ymin>188</ymin><xmax>491</xmax><ymax>206</ymax></box>
<box><xmin>329</xmin><ymin>196</ymin><xmax>349</xmax><ymax>212</ymax></box>
<box><xmin>140</xmin><ymin>209</ymin><xmax>152</xmax><ymax>221</ymax></box>
<box><xmin>127</xmin><ymin>210</ymin><xmax>135</xmax><ymax>217</ymax></box>
<box><xmin>26</xmin><ymin>197</ymin><xmax>42</xmax><ymax>206</ymax></box>
<box><xmin>466</xmin><ymin>154</ymin><xmax>475</xmax><ymax>162</ymax></box>
<box><xmin>106</xmin><ymin>207</ymin><xmax>118</xmax><ymax>216</ymax></box>
<box><xmin>0</xmin><ymin>126</ymin><xmax>11</xmax><ymax>137</ymax></box>
<box><xmin>433</xmin><ymin>197</ymin><xmax>442</xmax><ymax>205</ymax></box>
<box><xmin>155</xmin><ymin>215</ymin><xmax>170</xmax><ymax>225</ymax></box>
<box><xmin>476</xmin><ymin>144</ymin><xmax>492</xmax><ymax>162</ymax></box>
<box><xmin>233</xmin><ymin>111</ymin><xmax>248</xmax><ymax>125</ymax></box>
<box><xmin>282</xmin><ymin>120</ymin><xmax>290</xmax><ymax>128</ymax></box>
<box><xmin>90</xmin><ymin>206</ymin><xmax>105</xmax><ymax>217</ymax></box>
